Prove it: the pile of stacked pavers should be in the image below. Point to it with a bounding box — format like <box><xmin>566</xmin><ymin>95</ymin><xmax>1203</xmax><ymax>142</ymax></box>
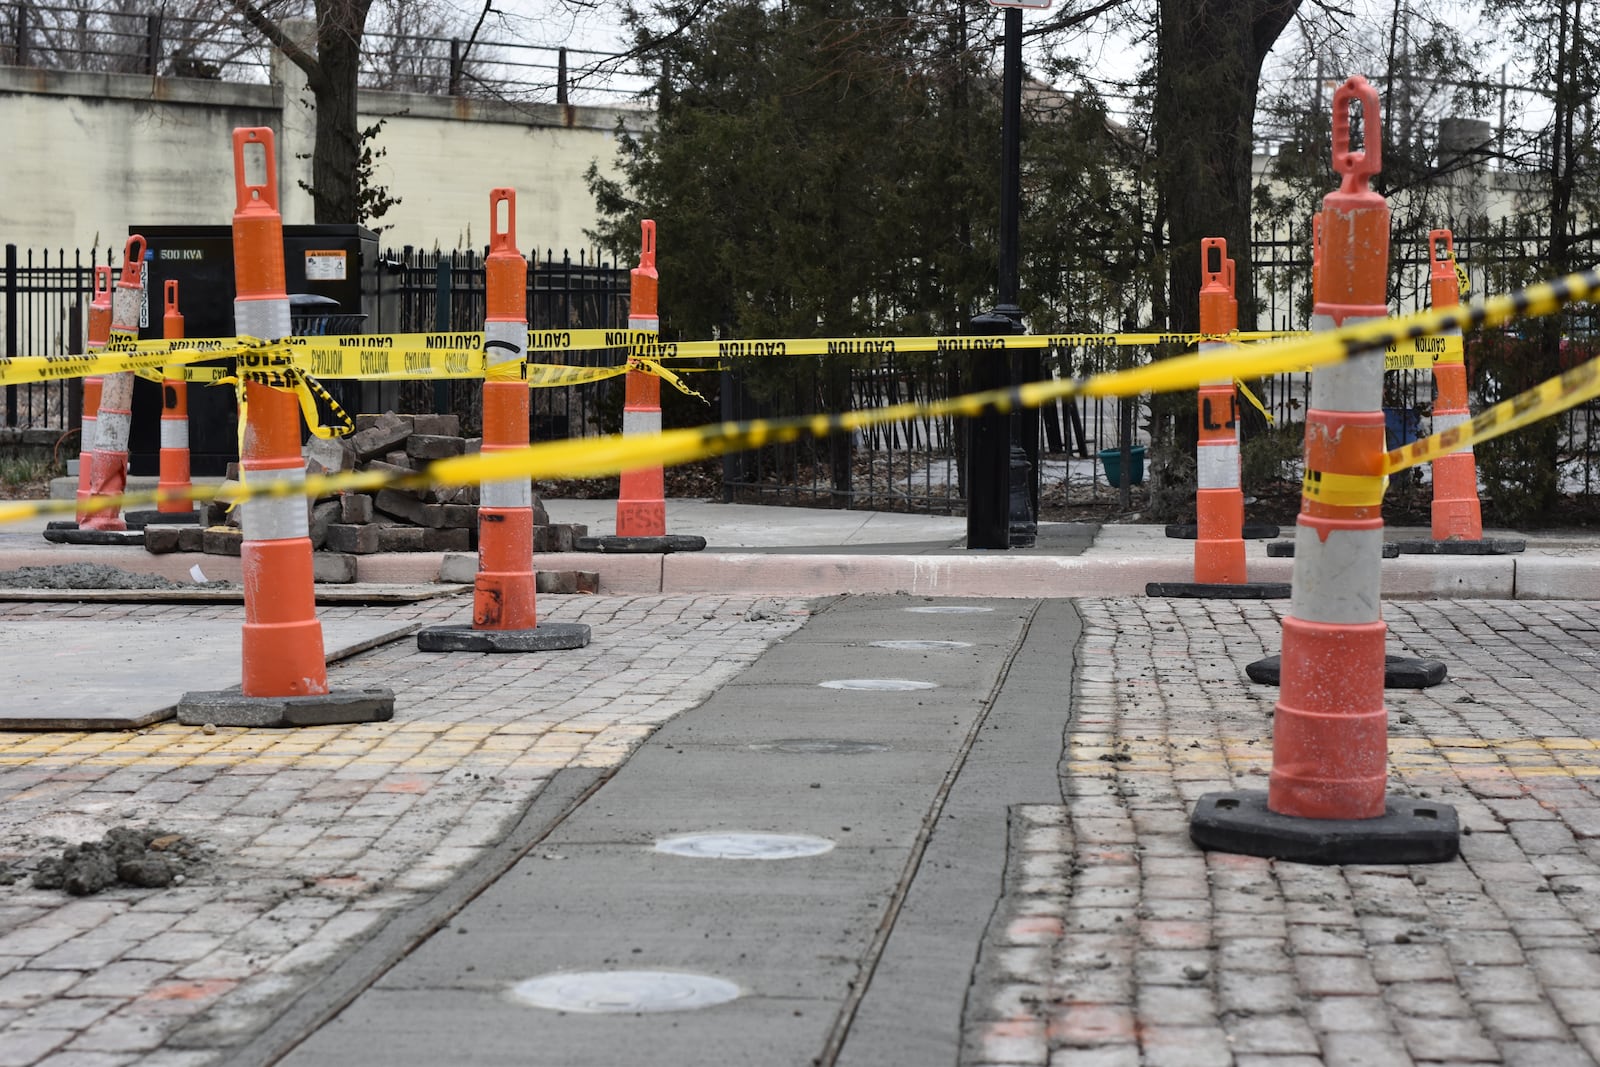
<box><xmin>145</xmin><ymin>413</ymin><xmax>596</xmax><ymax>590</ymax></box>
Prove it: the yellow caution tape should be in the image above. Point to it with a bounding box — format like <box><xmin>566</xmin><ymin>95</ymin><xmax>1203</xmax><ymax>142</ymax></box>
<box><xmin>1301</xmin><ymin>469</ymin><xmax>1388</xmax><ymax>507</ymax></box>
<box><xmin>1385</xmin><ymin>349</ymin><xmax>1600</xmax><ymax>476</ymax></box>
<box><xmin>1384</xmin><ymin>334</ymin><xmax>1464</xmax><ymax>370</ymax></box>
<box><xmin>5</xmin><ymin>266</ymin><xmax>1596</xmax><ymax>525</ymax></box>
<box><xmin>1234</xmin><ymin>379</ymin><xmax>1274</xmax><ymax>426</ymax></box>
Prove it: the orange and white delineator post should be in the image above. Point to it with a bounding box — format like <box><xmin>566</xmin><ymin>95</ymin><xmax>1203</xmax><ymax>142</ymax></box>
<box><xmin>74</xmin><ymin>266</ymin><xmax>113</xmax><ymax>523</ymax></box>
<box><xmin>157</xmin><ymin>280</ymin><xmax>195</xmax><ymax>515</ymax></box>
<box><xmin>617</xmin><ymin>220</ymin><xmax>666</xmax><ymax>538</ymax></box>
<box><xmin>417</xmin><ymin>190</ymin><xmax>588</xmax><ymax>653</ymax></box>
<box><xmin>474</xmin><ymin>189</ymin><xmax>539</xmax><ymax>631</ymax></box>
<box><xmin>81</xmin><ymin>237</ymin><xmax>147</xmax><ymax>531</ymax></box>
<box><xmin>1425</xmin><ymin>230</ymin><xmax>1482</xmax><ymax>540</ymax></box>
<box><xmin>230</xmin><ymin>128</ymin><xmax>330</xmax><ymax>698</ymax></box>
<box><xmin>1190</xmin><ymin>77</ymin><xmax>1458</xmax><ymax>864</ymax></box>
<box><xmin>1275</xmin><ymin>79</ymin><xmax>1391</xmax><ymax>821</ymax></box>
<box><xmin>1194</xmin><ymin>239</ymin><xmax>1247</xmax><ymax>584</ymax></box>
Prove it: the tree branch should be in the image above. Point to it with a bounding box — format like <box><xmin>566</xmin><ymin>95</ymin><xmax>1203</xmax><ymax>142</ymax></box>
<box><xmin>1023</xmin><ymin>0</ymin><xmax>1135</xmax><ymax>40</ymax></box>
<box><xmin>228</xmin><ymin>0</ymin><xmax>328</xmax><ymax>92</ymax></box>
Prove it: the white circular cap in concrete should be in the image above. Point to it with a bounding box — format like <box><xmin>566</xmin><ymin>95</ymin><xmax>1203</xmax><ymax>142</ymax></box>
<box><xmin>655</xmin><ymin>832</ymin><xmax>836</xmax><ymax>859</ymax></box>
<box><xmin>509</xmin><ymin>971</ymin><xmax>741</xmax><ymax>1013</ymax></box>
<box><xmin>818</xmin><ymin>678</ymin><xmax>938</xmax><ymax>691</ymax></box>
<box><xmin>748</xmin><ymin>739</ymin><xmax>891</xmax><ymax>755</ymax></box>
<box><xmin>870</xmin><ymin>639</ymin><xmax>974</xmax><ymax>651</ymax></box>
<box><xmin>904</xmin><ymin>605</ymin><xmax>994</xmax><ymax>614</ymax></box>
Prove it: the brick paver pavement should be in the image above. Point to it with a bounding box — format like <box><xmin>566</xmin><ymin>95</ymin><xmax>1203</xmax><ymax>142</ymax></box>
<box><xmin>969</xmin><ymin>597</ymin><xmax>1600</xmax><ymax>1067</ymax></box>
<box><xmin>0</xmin><ymin>593</ymin><xmax>812</xmax><ymax>1066</ymax></box>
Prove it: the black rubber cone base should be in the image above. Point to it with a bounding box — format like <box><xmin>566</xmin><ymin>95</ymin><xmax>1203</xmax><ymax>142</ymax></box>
<box><xmin>176</xmin><ymin>687</ymin><xmax>395</xmax><ymax>728</ymax></box>
<box><xmin>572</xmin><ymin>534</ymin><xmax>707</xmax><ymax>554</ymax></box>
<box><xmin>1145</xmin><ymin>582</ymin><xmax>1292</xmax><ymax>599</ymax></box>
<box><xmin>1267</xmin><ymin>540</ymin><xmax>1400</xmax><ymax>558</ymax></box>
<box><xmin>1245</xmin><ymin>653</ymin><xmax>1448</xmax><ymax>688</ymax></box>
<box><xmin>1190</xmin><ymin>789</ymin><xmax>1459</xmax><ymax>865</ymax></box>
<box><xmin>417</xmin><ymin>621</ymin><xmax>591</xmax><ymax>653</ymax></box>
<box><xmin>1391</xmin><ymin>538</ymin><xmax>1526</xmax><ymax>555</ymax></box>
<box><xmin>42</xmin><ymin>527</ymin><xmax>146</xmax><ymax>546</ymax></box>
<box><xmin>1164</xmin><ymin>521</ymin><xmax>1281</xmax><ymax>540</ymax></box>
<box><xmin>125</xmin><ymin>509</ymin><xmax>199</xmax><ymax>526</ymax></box>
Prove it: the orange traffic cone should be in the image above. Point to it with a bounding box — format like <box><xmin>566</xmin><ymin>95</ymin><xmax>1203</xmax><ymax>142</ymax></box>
<box><xmin>80</xmin><ymin>237</ymin><xmax>147</xmax><ymax>532</ymax></box>
<box><xmin>1191</xmin><ymin>76</ymin><xmax>1459</xmax><ymax>864</ymax></box>
<box><xmin>576</xmin><ymin>221</ymin><xmax>705</xmax><ymax>554</ymax></box>
<box><xmin>177</xmin><ymin>128</ymin><xmax>392</xmax><ymax>727</ymax></box>
<box><xmin>1149</xmin><ymin>239</ymin><xmax>1287</xmax><ymax>599</ymax></box>
<box><xmin>1390</xmin><ymin>230</ymin><xmax>1524</xmax><ymax>556</ymax></box>
<box><xmin>72</xmin><ymin>266</ymin><xmax>113</xmax><ymax>524</ymax></box>
<box><xmin>157</xmin><ymin>281</ymin><xmax>196</xmax><ymax>519</ymax></box>
<box><xmin>417</xmin><ymin>189</ymin><xmax>590</xmax><ymax>653</ymax></box>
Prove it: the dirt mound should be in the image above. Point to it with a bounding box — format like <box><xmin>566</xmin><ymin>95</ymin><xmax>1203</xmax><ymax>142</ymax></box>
<box><xmin>30</xmin><ymin>827</ymin><xmax>208</xmax><ymax>895</ymax></box>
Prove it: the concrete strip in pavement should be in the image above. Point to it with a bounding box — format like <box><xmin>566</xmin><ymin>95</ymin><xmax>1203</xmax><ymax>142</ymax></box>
<box><xmin>276</xmin><ymin>595</ymin><xmax>1056</xmax><ymax>1067</ymax></box>
<box><xmin>0</xmin><ymin>615</ymin><xmax>421</xmax><ymax>729</ymax></box>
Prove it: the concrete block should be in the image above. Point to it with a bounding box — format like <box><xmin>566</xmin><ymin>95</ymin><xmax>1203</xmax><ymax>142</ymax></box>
<box><xmin>406</xmin><ymin>434</ymin><xmax>466</xmax><ymax>460</ymax></box>
<box><xmin>177</xmin><ymin>526</ymin><xmax>204</xmax><ymax>552</ymax></box>
<box><xmin>144</xmin><ymin>526</ymin><xmax>183</xmax><ymax>554</ymax></box>
<box><xmin>340</xmin><ymin>492</ymin><xmax>374</xmax><ymax>524</ymax></box>
<box><xmin>438</xmin><ymin>553</ymin><xmax>478</xmax><ymax>583</ymax></box>
<box><xmin>422</xmin><ymin>527</ymin><xmax>471</xmax><ymax>552</ymax></box>
<box><xmin>439</xmin><ymin>504</ymin><xmax>476</xmax><ymax>529</ymax></box>
<box><xmin>412</xmin><ymin>413</ymin><xmax>461</xmax><ymax>436</ymax></box>
<box><xmin>304</xmin><ymin>436</ymin><xmax>356</xmax><ymax>474</ymax></box>
<box><xmin>313</xmin><ymin>553</ymin><xmax>358</xmax><ymax>583</ymax></box>
<box><xmin>383</xmin><ymin>450</ymin><xmax>418</xmax><ymax>469</ymax></box>
<box><xmin>537</xmin><ymin>570</ymin><xmax>578</xmax><ymax>594</ymax></box>
<box><xmin>374</xmin><ymin>490</ymin><xmax>429</xmax><ymax>525</ymax></box>
<box><xmin>202</xmin><ymin>527</ymin><xmax>243</xmax><ymax>556</ymax></box>
<box><xmin>350</xmin><ymin>414</ymin><xmax>413</xmax><ymax>461</ymax></box>
<box><xmin>309</xmin><ymin>500</ymin><xmax>341</xmax><ymax>550</ymax></box>
<box><xmin>325</xmin><ymin>523</ymin><xmax>381</xmax><ymax>555</ymax></box>
<box><xmin>176</xmin><ymin>687</ymin><xmax>395</xmax><ymax>728</ymax></box>
<box><xmin>377</xmin><ymin>525</ymin><xmax>427</xmax><ymax>552</ymax></box>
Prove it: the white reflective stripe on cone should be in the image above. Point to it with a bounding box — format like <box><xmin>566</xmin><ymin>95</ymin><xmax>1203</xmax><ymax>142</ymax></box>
<box><xmin>622</xmin><ymin>409</ymin><xmax>662</xmax><ymax>436</ymax></box>
<box><xmin>94</xmin><ymin>406</ymin><xmax>132</xmax><ymax>452</ymax></box>
<box><xmin>111</xmin><ymin>287</ymin><xmax>141</xmax><ymax>331</ymax></box>
<box><xmin>630</xmin><ymin>317</ymin><xmax>660</xmax><ymax>331</ymax></box>
<box><xmin>234</xmin><ymin>298</ymin><xmax>292</xmax><ymax>339</ymax></box>
<box><xmin>1308</xmin><ymin>313</ymin><xmax>1385</xmax><ymax>413</ymax></box>
<box><xmin>82</xmin><ymin>416</ymin><xmax>98</xmax><ymax>449</ymax></box>
<box><xmin>1289</xmin><ymin>524</ymin><xmax>1385</xmax><ymax>624</ymax></box>
<box><xmin>481</xmin><ymin>478</ymin><xmax>532</xmax><ymax>510</ymax></box>
<box><xmin>485</xmin><ymin>319</ymin><xmax>527</xmax><ymax>367</ymax></box>
<box><xmin>1431</xmin><ymin>411</ymin><xmax>1473</xmax><ymax>454</ymax></box>
<box><xmin>160</xmin><ymin>421</ymin><xmax>189</xmax><ymax>449</ymax></box>
<box><xmin>1196</xmin><ymin>443</ymin><xmax>1240</xmax><ymax>490</ymax></box>
<box><xmin>240</xmin><ymin>467</ymin><xmax>311</xmax><ymax>542</ymax></box>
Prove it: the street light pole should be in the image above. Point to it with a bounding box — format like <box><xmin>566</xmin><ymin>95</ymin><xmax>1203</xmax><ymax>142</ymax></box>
<box><xmin>965</xmin><ymin>3</ymin><xmax>1037</xmax><ymax>550</ymax></box>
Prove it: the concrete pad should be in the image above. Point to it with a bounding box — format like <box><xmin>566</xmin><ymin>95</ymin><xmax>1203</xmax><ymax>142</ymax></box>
<box><xmin>1381</xmin><ymin>556</ymin><xmax>1516</xmax><ymax>598</ymax></box>
<box><xmin>283</xmin><ymin>988</ymin><xmax>834</xmax><ymax>1067</ymax></box>
<box><xmin>0</xmin><ymin>617</ymin><xmax>419</xmax><ymax>730</ymax></box>
<box><xmin>1514</xmin><ymin>556</ymin><xmax>1600</xmax><ymax>600</ymax></box>
<box><xmin>0</xmin><ymin>544</ymin><xmax>245</xmax><ymax>584</ymax></box>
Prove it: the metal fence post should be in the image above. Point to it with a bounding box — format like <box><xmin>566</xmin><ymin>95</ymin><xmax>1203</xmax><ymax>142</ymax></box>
<box><xmin>13</xmin><ymin>4</ymin><xmax>26</xmax><ymax>67</ymax></box>
<box><xmin>557</xmin><ymin>47</ymin><xmax>568</xmax><ymax>105</ymax></box>
<box><xmin>145</xmin><ymin>14</ymin><xmax>162</xmax><ymax>75</ymax></box>
<box><xmin>5</xmin><ymin>244</ymin><xmax>17</xmax><ymax>428</ymax></box>
<box><xmin>433</xmin><ymin>256</ymin><xmax>450</xmax><ymax>414</ymax></box>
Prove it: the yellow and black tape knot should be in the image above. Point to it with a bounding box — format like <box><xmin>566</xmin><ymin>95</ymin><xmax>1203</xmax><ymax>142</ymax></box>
<box><xmin>291</xmin><ymin>367</ymin><xmax>355</xmax><ymax>440</ymax></box>
<box><xmin>1301</xmin><ymin>469</ymin><xmax>1388</xmax><ymax>508</ymax></box>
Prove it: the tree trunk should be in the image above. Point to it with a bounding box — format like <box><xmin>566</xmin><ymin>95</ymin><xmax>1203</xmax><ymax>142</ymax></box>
<box><xmin>309</xmin><ymin>3</ymin><xmax>372</xmax><ymax>224</ymax></box>
<box><xmin>1152</xmin><ymin>0</ymin><xmax>1299</xmax><ymax>333</ymax></box>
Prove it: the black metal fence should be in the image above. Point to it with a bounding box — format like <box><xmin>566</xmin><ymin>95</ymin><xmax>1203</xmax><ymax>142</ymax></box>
<box><xmin>4</xmin><ymin>229</ymin><xmax>1596</xmax><ymax>510</ymax></box>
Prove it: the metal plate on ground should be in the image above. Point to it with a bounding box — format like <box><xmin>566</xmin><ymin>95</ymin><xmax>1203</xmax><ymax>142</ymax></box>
<box><xmin>747</xmin><ymin>739</ymin><xmax>891</xmax><ymax>755</ymax></box>
<box><xmin>0</xmin><ymin>617</ymin><xmax>419</xmax><ymax>730</ymax></box>
<box><xmin>654</xmin><ymin>832</ymin><xmax>836</xmax><ymax>859</ymax></box>
<box><xmin>870</xmin><ymin>639</ymin><xmax>974</xmax><ymax>651</ymax></box>
<box><xmin>818</xmin><ymin>678</ymin><xmax>939</xmax><ymax>691</ymax></box>
<box><xmin>0</xmin><ymin>584</ymin><xmax>470</xmax><ymax>604</ymax></box>
<box><xmin>508</xmin><ymin>971</ymin><xmax>741</xmax><ymax>1014</ymax></box>
<box><xmin>904</xmin><ymin>605</ymin><xmax>993</xmax><ymax>614</ymax></box>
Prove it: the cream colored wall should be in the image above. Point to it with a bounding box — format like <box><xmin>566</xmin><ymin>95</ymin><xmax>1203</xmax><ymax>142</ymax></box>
<box><xmin>0</xmin><ymin>66</ymin><xmax>647</xmax><ymax>256</ymax></box>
